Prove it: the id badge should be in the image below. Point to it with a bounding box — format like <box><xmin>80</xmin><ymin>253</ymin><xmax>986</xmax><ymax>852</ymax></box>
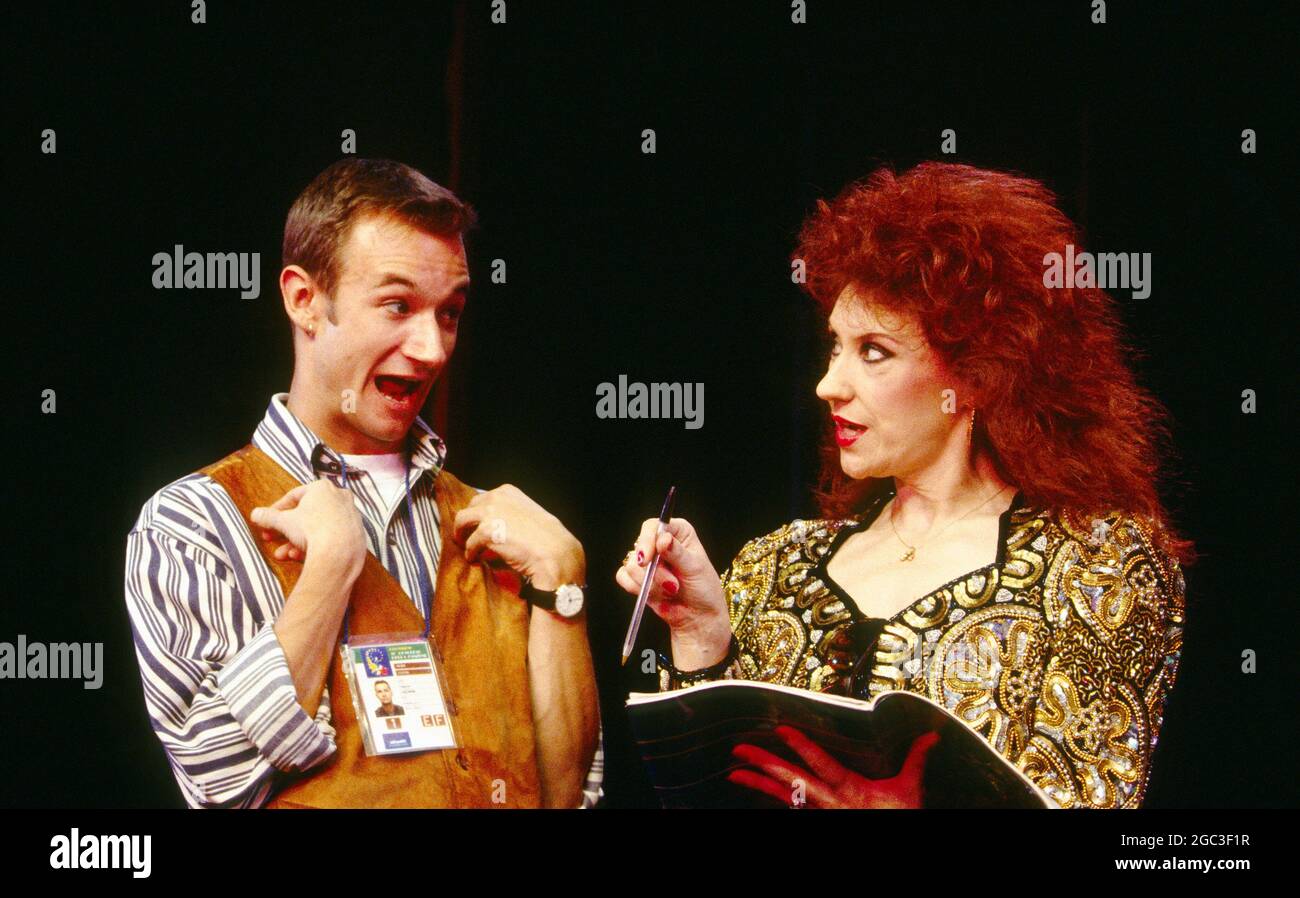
<box><xmin>340</xmin><ymin>632</ymin><xmax>459</xmax><ymax>757</ymax></box>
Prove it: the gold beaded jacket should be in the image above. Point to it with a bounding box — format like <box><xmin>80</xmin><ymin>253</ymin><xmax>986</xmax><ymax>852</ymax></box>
<box><xmin>660</xmin><ymin>489</ymin><xmax>1187</xmax><ymax>809</ymax></box>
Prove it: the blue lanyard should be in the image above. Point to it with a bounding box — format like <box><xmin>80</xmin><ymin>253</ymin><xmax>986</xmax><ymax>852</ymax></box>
<box><xmin>336</xmin><ymin>445</ymin><xmax>434</xmax><ymax>643</ymax></box>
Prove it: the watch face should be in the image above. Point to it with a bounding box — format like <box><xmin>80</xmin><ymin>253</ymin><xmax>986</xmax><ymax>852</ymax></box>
<box><xmin>555</xmin><ymin>584</ymin><xmax>584</xmax><ymax>618</ymax></box>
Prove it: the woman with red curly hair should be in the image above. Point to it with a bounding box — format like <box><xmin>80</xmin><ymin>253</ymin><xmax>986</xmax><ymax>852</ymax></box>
<box><xmin>616</xmin><ymin>162</ymin><xmax>1189</xmax><ymax>809</ymax></box>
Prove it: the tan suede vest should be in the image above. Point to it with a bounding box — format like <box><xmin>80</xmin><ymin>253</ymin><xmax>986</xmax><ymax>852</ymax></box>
<box><xmin>199</xmin><ymin>444</ymin><xmax>541</xmax><ymax>808</ymax></box>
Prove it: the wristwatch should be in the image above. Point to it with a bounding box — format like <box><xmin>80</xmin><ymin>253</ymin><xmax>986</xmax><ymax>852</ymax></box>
<box><xmin>520</xmin><ymin>579</ymin><xmax>586</xmax><ymax>618</ymax></box>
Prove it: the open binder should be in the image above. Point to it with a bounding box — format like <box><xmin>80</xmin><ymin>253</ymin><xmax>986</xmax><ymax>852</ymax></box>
<box><xmin>627</xmin><ymin>680</ymin><xmax>1053</xmax><ymax>808</ymax></box>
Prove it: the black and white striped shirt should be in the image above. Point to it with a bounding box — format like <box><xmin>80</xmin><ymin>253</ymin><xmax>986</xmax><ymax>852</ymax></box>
<box><xmin>125</xmin><ymin>393</ymin><xmax>602</xmax><ymax>808</ymax></box>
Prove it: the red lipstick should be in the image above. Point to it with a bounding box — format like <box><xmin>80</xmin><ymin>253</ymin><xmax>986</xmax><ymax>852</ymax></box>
<box><xmin>833</xmin><ymin>415</ymin><xmax>867</xmax><ymax>448</ymax></box>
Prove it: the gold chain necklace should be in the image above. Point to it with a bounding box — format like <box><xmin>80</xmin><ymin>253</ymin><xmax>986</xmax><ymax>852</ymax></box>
<box><xmin>888</xmin><ymin>485</ymin><xmax>1010</xmax><ymax>562</ymax></box>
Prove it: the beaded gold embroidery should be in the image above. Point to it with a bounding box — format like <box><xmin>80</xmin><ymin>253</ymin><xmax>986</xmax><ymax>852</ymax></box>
<box><xmin>666</xmin><ymin>503</ymin><xmax>1187</xmax><ymax>809</ymax></box>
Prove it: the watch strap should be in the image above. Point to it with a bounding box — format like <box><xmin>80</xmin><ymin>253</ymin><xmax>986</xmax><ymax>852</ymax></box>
<box><xmin>520</xmin><ymin>578</ymin><xmax>586</xmax><ymax>615</ymax></box>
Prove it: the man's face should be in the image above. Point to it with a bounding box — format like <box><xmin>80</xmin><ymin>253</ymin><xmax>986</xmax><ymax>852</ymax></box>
<box><xmin>305</xmin><ymin>213</ymin><xmax>469</xmax><ymax>453</ymax></box>
<box><xmin>374</xmin><ymin>681</ymin><xmax>393</xmax><ymax>705</ymax></box>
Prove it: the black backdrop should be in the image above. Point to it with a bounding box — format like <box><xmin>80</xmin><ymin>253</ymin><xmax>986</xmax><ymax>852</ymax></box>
<box><xmin>4</xmin><ymin>1</ymin><xmax>1295</xmax><ymax>809</ymax></box>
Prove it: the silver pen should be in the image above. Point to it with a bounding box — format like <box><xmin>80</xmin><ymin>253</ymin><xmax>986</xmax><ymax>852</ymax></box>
<box><xmin>621</xmin><ymin>485</ymin><xmax>677</xmax><ymax>665</ymax></box>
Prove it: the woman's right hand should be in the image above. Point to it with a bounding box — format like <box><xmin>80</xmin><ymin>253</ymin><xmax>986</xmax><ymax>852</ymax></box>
<box><xmin>615</xmin><ymin>517</ymin><xmax>734</xmax><ymax>670</ymax></box>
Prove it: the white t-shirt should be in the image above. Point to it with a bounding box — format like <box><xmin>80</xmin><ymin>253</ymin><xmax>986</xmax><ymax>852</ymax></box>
<box><xmin>339</xmin><ymin>451</ymin><xmax>410</xmax><ymax>513</ymax></box>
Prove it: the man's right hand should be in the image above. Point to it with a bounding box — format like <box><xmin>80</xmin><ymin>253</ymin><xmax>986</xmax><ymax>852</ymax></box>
<box><xmin>251</xmin><ymin>480</ymin><xmax>367</xmax><ymax>572</ymax></box>
<box><xmin>257</xmin><ymin>480</ymin><xmax>367</xmax><ymax>717</ymax></box>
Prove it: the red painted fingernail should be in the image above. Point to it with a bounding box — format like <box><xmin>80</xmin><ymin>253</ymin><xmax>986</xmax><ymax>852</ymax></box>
<box><xmin>636</xmin><ymin>550</ymin><xmax>644</xmax><ymax>565</ymax></box>
<box><xmin>663</xmin><ymin>579</ymin><xmax>678</xmax><ymax>597</ymax></box>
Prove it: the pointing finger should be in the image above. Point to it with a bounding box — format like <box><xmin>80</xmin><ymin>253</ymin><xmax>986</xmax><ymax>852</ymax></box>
<box><xmin>452</xmin><ymin>506</ymin><xmax>485</xmax><ymax>544</ymax></box>
<box><xmin>250</xmin><ymin>506</ymin><xmax>283</xmax><ymax>532</ymax></box>
<box><xmin>268</xmin><ymin>484</ymin><xmax>310</xmax><ymax>510</ymax></box>
<box><xmin>633</xmin><ymin>518</ymin><xmax>661</xmax><ymax>567</ymax></box>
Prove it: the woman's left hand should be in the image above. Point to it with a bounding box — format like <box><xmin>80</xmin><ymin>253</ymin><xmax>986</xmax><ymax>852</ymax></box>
<box><xmin>729</xmin><ymin>725</ymin><xmax>940</xmax><ymax>809</ymax></box>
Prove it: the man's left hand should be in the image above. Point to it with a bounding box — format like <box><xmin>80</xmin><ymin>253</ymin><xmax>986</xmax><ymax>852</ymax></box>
<box><xmin>452</xmin><ymin>484</ymin><xmax>585</xmax><ymax>592</ymax></box>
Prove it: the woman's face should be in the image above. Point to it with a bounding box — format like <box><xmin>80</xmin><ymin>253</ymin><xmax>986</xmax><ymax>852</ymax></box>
<box><xmin>815</xmin><ymin>287</ymin><xmax>967</xmax><ymax>482</ymax></box>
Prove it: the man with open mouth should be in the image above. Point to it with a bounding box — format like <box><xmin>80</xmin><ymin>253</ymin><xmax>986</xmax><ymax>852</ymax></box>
<box><xmin>125</xmin><ymin>159</ymin><xmax>600</xmax><ymax>809</ymax></box>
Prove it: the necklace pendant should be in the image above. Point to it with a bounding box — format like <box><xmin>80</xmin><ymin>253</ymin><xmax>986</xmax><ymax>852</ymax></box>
<box><xmin>899</xmin><ymin>548</ymin><xmax>916</xmax><ymax>562</ymax></box>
